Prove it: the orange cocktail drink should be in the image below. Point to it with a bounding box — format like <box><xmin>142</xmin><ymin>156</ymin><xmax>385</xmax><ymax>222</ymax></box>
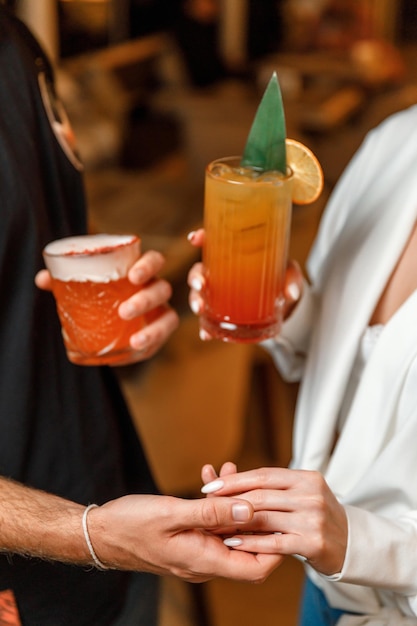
<box><xmin>201</xmin><ymin>157</ymin><xmax>293</xmax><ymax>342</ymax></box>
<box><xmin>43</xmin><ymin>234</ymin><xmax>145</xmax><ymax>365</ymax></box>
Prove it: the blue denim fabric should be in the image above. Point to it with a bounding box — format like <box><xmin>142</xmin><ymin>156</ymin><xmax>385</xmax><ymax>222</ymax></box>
<box><xmin>298</xmin><ymin>577</ymin><xmax>360</xmax><ymax>626</ymax></box>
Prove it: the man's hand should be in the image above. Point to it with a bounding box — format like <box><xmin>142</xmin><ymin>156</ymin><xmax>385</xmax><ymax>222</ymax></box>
<box><xmin>87</xmin><ymin>494</ymin><xmax>284</xmax><ymax>582</ymax></box>
<box><xmin>0</xmin><ymin>477</ymin><xmax>282</xmax><ymax>583</ymax></box>
<box><xmin>36</xmin><ymin>249</ymin><xmax>179</xmax><ymax>362</ymax></box>
<box><xmin>117</xmin><ymin>250</ymin><xmax>179</xmax><ymax>360</ymax></box>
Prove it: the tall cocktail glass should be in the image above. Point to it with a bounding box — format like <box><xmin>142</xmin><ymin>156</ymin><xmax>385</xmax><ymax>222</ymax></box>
<box><xmin>43</xmin><ymin>233</ymin><xmax>145</xmax><ymax>365</ymax></box>
<box><xmin>200</xmin><ymin>157</ymin><xmax>293</xmax><ymax>343</ymax></box>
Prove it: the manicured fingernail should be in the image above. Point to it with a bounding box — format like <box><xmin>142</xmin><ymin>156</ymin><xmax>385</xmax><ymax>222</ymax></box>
<box><xmin>191</xmin><ymin>277</ymin><xmax>203</xmax><ymax>292</ymax></box>
<box><xmin>232</xmin><ymin>503</ymin><xmax>251</xmax><ymax>522</ymax></box>
<box><xmin>224</xmin><ymin>537</ymin><xmax>243</xmax><ymax>547</ymax></box>
<box><xmin>287</xmin><ymin>282</ymin><xmax>300</xmax><ymax>301</ymax></box>
<box><xmin>187</xmin><ymin>231</ymin><xmax>196</xmax><ymax>242</ymax></box>
<box><xmin>199</xmin><ymin>329</ymin><xmax>211</xmax><ymax>341</ymax></box>
<box><xmin>190</xmin><ymin>298</ymin><xmax>201</xmax><ymax>315</ymax></box>
<box><xmin>201</xmin><ymin>479</ymin><xmax>224</xmax><ymax>494</ymax></box>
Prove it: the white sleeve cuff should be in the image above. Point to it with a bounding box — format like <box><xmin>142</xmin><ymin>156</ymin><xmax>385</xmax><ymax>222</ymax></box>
<box><xmin>262</xmin><ymin>279</ymin><xmax>316</xmax><ymax>381</ymax></box>
<box><xmin>338</xmin><ymin>505</ymin><xmax>417</xmax><ymax>598</ymax></box>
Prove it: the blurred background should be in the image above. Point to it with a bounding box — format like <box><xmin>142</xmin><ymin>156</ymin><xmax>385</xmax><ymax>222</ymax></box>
<box><xmin>6</xmin><ymin>1</ymin><xmax>417</xmax><ymax>624</ymax></box>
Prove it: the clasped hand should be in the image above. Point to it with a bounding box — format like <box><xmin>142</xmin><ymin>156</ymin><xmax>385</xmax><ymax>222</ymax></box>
<box><xmin>200</xmin><ymin>462</ymin><xmax>348</xmax><ymax>577</ymax></box>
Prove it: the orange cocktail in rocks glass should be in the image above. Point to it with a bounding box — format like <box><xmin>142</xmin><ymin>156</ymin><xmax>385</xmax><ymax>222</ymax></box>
<box><xmin>43</xmin><ymin>233</ymin><xmax>145</xmax><ymax>366</ymax></box>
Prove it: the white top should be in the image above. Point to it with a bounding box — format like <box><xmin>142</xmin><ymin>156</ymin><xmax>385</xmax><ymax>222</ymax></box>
<box><xmin>337</xmin><ymin>325</ymin><xmax>384</xmax><ymax>432</ymax></box>
<box><xmin>264</xmin><ymin>104</ymin><xmax>417</xmax><ymax>618</ymax></box>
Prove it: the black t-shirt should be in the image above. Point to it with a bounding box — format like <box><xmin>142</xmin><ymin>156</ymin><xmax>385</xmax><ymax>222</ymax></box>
<box><xmin>0</xmin><ymin>8</ymin><xmax>158</xmax><ymax>625</ymax></box>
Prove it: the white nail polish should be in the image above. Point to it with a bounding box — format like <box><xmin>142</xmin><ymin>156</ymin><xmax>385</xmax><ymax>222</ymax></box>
<box><xmin>199</xmin><ymin>329</ymin><xmax>210</xmax><ymax>341</ymax></box>
<box><xmin>187</xmin><ymin>231</ymin><xmax>196</xmax><ymax>242</ymax></box>
<box><xmin>190</xmin><ymin>299</ymin><xmax>201</xmax><ymax>315</ymax></box>
<box><xmin>287</xmin><ymin>282</ymin><xmax>301</xmax><ymax>301</ymax></box>
<box><xmin>224</xmin><ymin>538</ymin><xmax>243</xmax><ymax>547</ymax></box>
<box><xmin>191</xmin><ymin>277</ymin><xmax>203</xmax><ymax>292</ymax></box>
<box><xmin>201</xmin><ymin>479</ymin><xmax>224</xmax><ymax>494</ymax></box>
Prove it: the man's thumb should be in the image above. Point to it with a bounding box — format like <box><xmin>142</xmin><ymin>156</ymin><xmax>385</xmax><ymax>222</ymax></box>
<box><xmin>183</xmin><ymin>497</ymin><xmax>253</xmax><ymax>529</ymax></box>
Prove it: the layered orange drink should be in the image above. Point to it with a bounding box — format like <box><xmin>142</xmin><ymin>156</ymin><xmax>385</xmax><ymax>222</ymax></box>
<box><xmin>201</xmin><ymin>157</ymin><xmax>293</xmax><ymax>342</ymax></box>
<box><xmin>200</xmin><ymin>136</ymin><xmax>323</xmax><ymax>343</ymax></box>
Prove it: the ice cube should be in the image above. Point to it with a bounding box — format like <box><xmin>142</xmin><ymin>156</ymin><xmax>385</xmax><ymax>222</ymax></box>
<box><xmin>256</xmin><ymin>170</ymin><xmax>287</xmax><ymax>184</ymax></box>
<box><xmin>210</xmin><ymin>163</ymin><xmax>235</xmax><ymax>178</ymax></box>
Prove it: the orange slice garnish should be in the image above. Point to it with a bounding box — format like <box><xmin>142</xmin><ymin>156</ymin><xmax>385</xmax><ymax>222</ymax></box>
<box><xmin>286</xmin><ymin>138</ymin><xmax>324</xmax><ymax>205</ymax></box>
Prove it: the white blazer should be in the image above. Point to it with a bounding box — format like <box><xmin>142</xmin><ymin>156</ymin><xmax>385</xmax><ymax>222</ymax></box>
<box><xmin>265</xmin><ymin>104</ymin><xmax>417</xmax><ymax>617</ymax></box>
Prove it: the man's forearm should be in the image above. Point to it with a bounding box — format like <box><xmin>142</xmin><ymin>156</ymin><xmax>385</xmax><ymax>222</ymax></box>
<box><xmin>0</xmin><ymin>476</ymin><xmax>90</xmax><ymax>565</ymax></box>
<box><xmin>0</xmin><ymin>477</ymin><xmax>281</xmax><ymax>583</ymax></box>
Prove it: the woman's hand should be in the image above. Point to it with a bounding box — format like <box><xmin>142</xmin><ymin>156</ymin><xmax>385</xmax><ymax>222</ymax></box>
<box><xmin>200</xmin><ymin>467</ymin><xmax>348</xmax><ymax>576</ymax></box>
<box><xmin>187</xmin><ymin>229</ymin><xmax>304</xmax><ymax>340</ymax></box>
<box><xmin>201</xmin><ymin>461</ymin><xmax>238</xmax><ymax>486</ymax></box>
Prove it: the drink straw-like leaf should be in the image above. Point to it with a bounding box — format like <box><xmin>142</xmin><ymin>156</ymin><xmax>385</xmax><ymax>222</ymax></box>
<box><xmin>241</xmin><ymin>71</ymin><xmax>286</xmax><ymax>173</ymax></box>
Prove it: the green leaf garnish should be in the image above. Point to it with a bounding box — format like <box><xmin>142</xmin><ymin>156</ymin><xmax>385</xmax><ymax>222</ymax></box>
<box><xmin>241</xmin><ymin>71</ymin><xmax>286</xmax><ymax>173</ymax></box>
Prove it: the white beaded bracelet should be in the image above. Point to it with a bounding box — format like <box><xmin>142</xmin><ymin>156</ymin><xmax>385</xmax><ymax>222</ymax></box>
<box><xmin>82</xmin><ymin>504</ymin><xmax>109</xmax><ymax>571</ymax></box>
